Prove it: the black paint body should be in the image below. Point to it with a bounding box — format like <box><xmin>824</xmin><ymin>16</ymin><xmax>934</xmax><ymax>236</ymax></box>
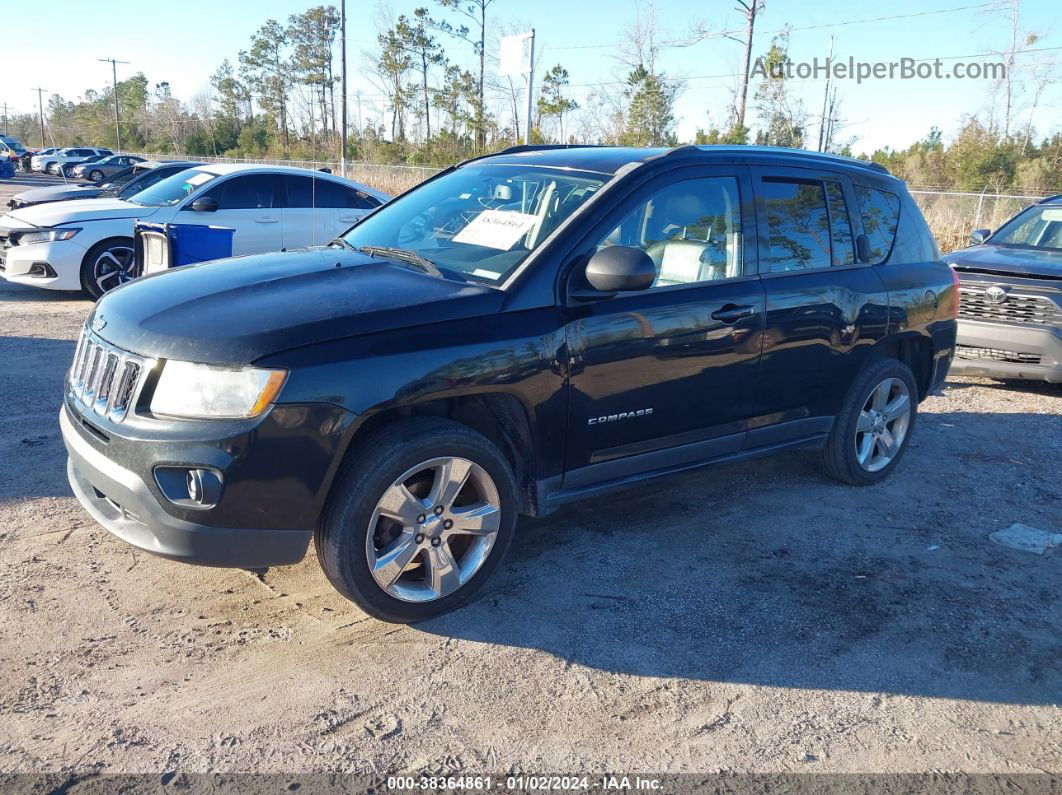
<box><xmin>63</xmin><ymin>146</ymin><xmax>957</xmax><ymax>566</ymax></box>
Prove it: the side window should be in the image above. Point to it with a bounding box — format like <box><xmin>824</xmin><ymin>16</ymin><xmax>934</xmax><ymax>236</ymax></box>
<box><xmin>205</xmin><ymin>175</ymin><xmax>278</xmax><ymax>210</ymax></box>
<box><xmin>825</xmin><ymin>180</ymin><xmax>855</xmax><ymax>266</ymax></box>
<box><xmin>284</xmin><ymin>175</ymin><xmax>314</xmax><ymax>208</ymax></box>
<box><xmin>597</xmin><ymin>176</ymin><xmax>744</xmax><ymax>287</ymax></box>
<box><xmin>347</xmin><ymin>188</ymin><xmax>381</xmax><ymax>210</ymax></box>
<box><xmin>761</xmin><ymin>178</ymin><xmax>831</xmax><ymax>272</ymax></box>
<box><xmin>311</xmin><ymin>179</ymin><xmax>348</xmax><ymax>208</ymax></box>
<box><xmin>855</xmin><ymin>185</ymin><xmax>900</xmax><ymax>264</ymax></box>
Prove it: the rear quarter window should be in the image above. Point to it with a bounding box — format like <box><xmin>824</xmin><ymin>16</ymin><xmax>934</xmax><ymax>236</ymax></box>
<box><xmin>855</xmin><ymin>185</ymin><xmax>900</xmax><ymax>264</ymax></box>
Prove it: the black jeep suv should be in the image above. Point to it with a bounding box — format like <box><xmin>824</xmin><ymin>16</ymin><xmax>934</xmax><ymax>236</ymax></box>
<box><xmin>61</xmin><ymin>145</ymin><xmax>957</xmax><ymax>622</ymax></box>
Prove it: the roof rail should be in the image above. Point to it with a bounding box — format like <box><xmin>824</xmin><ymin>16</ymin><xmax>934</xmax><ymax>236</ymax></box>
<box><xmin>1036</xmin><ymin>193</ymin><xmax>1062</xmax><ymax>204</ymax></box>
<box><xmin>456</xmin><ymin>143</ymin><xmax>603</xmax><ymax>168</ymax></box>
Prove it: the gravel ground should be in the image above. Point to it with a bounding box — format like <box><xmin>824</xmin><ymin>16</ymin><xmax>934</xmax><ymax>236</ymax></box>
<box><xmin>0</xmin><ymin>176</ymin><xmax>1060</xmax><ymax>780</ymax></box>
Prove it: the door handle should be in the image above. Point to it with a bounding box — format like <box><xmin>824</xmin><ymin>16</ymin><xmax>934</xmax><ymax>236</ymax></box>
<box><xmin>711</xmin><ymin>304</ymin><xmax>756</xmax><ymax>324</ymax></box>
<box><xmin>338</xmin><ymin>216</ymin><xmax>360</xmax><ymax>223</ymax></box>
<box><xmin>255</xmin><ymin>217</ymin><xmax>279</xmax><ymax>224</ymax></box>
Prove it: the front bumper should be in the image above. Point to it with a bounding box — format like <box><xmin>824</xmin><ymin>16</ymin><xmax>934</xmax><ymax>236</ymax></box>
<box><xmin>62</xmin><ymin>406</ymin><xmax>314</xmax><ymax>567</ymax></box>
<box><xmin>951</xmin><ymin>319</ymin><xmax>1062</xmax><ymax>383</ymax></box>
<box><xmin>1</xmin><ymin>238</ymin><xmax>87</xmax><ymax>290</ymax></box>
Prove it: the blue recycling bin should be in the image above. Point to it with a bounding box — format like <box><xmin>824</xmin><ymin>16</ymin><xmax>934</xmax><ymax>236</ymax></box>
<box><xmin>134</xmin><ymin>221</ymin><xmax>235</xmax><ymax>277</ymax></box>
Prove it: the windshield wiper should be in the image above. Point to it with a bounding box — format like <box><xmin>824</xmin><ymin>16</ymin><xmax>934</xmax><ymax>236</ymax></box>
<box><xmin>328</xmin><ymin>236</ymin><xmax>359</xmax><ymax>253</ymax></box>
<box><xmin>358</xmin><ymin>245</ymin><xmax>445</xmax><ymax>278</ymax></box>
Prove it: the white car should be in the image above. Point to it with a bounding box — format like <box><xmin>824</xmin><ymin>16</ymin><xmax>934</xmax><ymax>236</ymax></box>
<box><xmin>32</xmin><ymin>147</ymin><xmax>112</xmax><ymax>175</ymax></box>
<box><xmin>0</xmin><ymin>164</ymin><xmax>390</xmax><ymax>299</ymax></box>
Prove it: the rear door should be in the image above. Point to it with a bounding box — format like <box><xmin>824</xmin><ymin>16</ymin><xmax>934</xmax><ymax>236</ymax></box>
<box><xmin>184</xmin><ymin>173</ymin><xmax>283</xmax><ymax>255</ymax></box>
<box><xmin>748</xmin><ymin>165</ymin><xmax>889</xmax><ymax>442</ymax></box>
<box><xmin>280</xmin><ymin>175</ymin><xmax>343</xmax><ymax>248</ymax></box>
<box><xmin>562</xmin><ymin>166</ymin><xmax>766</xmax><ymax>485</ymax></box>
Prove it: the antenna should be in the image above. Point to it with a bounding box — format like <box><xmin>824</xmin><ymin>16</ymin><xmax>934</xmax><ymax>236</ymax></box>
<box><xmin>99</xmin><ymin>58</ymin><xmax>130</xmax><ymax>151</ymax></box>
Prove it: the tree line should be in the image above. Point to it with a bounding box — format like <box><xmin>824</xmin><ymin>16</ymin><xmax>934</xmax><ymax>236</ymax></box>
<box><xmin>3</xmin><ymin>0</ymin><xmax>1059</xmax><ymax>194</ymax></box>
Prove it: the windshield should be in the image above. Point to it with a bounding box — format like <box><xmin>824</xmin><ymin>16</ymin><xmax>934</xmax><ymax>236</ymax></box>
<box><xmin>100</xmin><ymin>167</ymin><xmax>136</xmax><ymax>189</ymax></box>
<box><xmin>342</xmin><ymin>164</ymin><xmax>608</xmax><ymax>284</ymax></box>
<box><xmin>127</xmin><ymin>168</ymin><xmax>218</xmax><ymax>207</ymax></box>
<box><xmin>2</xmin><ymin>137</ymin><xmax>27</xmax><ymax>155</ymax></box>
<box><xmin>991</xmin><ymin>205</ymin><xmax>1062</xmax><ymax>251</ymax></box>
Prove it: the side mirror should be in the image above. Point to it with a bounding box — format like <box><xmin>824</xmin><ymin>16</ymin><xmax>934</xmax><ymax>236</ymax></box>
<box><xmin>190</xmin><ymin>196</ymin><xmax>218</xmax><ymax>213</ymax></box>
<box><xmin>969</xmin><ymin>228</ymin><xmax>991</xmax><ymax>246</ymax></box>
<box><xmin>583</xmin><ymin>246</ymin><xmax>656</xmax><ymax>294</ymax></box>
<box><xmin>855</xmin><ymin>233</ymin><xmax>871</xmax><ymax>263</ymax></box>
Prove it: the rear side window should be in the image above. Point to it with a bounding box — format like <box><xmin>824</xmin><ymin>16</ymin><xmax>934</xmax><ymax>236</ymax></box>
<box><xmin>761</xmin><ymin>178</ymin><xmax>832</xmax><ymax>272</ymax></box>
<box><xmin>855</xmin><ymin>185</ymin><xmax>900</xmax><ymax>264</ymax></box>
<box><xmin>284</xmin><ymin>176</ymin><xmax>370</xmax><ymax>209</ymax></box>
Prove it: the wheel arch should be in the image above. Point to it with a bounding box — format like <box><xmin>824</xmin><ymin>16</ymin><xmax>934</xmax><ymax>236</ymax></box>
<box><xmin>331</xmin><ymin>391</ymin><xmax>541</xmax><ymax>518</ymax></box>
<box><xmin>867</xmin><ymin>332</ymin><xmax>935</xmax><ymax>401</ymax></box>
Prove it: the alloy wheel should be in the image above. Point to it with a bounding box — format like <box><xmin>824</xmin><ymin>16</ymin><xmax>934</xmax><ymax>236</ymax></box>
<box><xmin>854</xmin><ymin>377</ymin><xmax>912</xmax><ymax>472</ymax></box>
<box><xmin>365</xmin><ymin>456</ymin><xmax>502</xmax><ymax>603</ymax></box>
<box><xmin>90</xmin><ymin>170</ymin><xmax>103</xmax><ymax>182</ymax></box>
<box><xmin>93</xmin><ymin>244</ymin><xmax>136</xmax><ymax>294</ymax></box>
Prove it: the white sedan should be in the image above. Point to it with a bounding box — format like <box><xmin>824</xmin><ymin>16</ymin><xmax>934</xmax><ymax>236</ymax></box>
<box><xmin>0</xmin><ymin>164</ymin><xmax>390</xmax><ymax>298</ymax></box>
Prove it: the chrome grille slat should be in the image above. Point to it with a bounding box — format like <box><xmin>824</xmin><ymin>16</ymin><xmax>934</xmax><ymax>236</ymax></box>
<box><xmin>68</xmin><ymin>327</ymin><xmax>147</xmax><ymax>423</ymax></box>
<box><xmin>957</xmin><ymin>286</ymin><xmax>1062</xmax><ymax>326</ymax></box>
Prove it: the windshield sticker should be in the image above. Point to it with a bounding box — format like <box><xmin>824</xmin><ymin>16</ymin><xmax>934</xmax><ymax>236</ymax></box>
<box><xmin>471</xmin><ymin>268</ymin><xmax>502</xmax><ymax>280</ymax></box>
<box><xmin>185</xmin><ymin>172</ymin><xmax>214</xmax><ymax>186</ymax></box>
<box><xmin>1041</xmin><ymin>209</ymin><xmax>1062</xmax><ymax>221</ymax></box>
<box><xmin>452</xmin><ymin>210</ymin><xmax>538</xmax><ymax>250</ymax></box>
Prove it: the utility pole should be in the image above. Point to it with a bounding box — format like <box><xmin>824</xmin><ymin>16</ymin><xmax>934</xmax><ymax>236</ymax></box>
<box><xmin>817</xmin><ymin>34</ymin><xmax>835</xmax><ymax>152</ymax></box>
<box><xmin>31</xmin><ymin>88</ymin><xmax>46</xmax><ymax>146</ymax></box>
<box><xmin>340</xmin><ymin>0</ymin><xmax>347</xmax><ymax>176</ymax></box>
<box><xmin>99</xmin><ymin>57</ymin><xmax>129</xmax><ymax>151</ymax></box>
<box><xmin>1</xmin><ymin>103</ymin><xmax>8</xmax><ymax>133</ymax></box>
<box><xmin>735</xmin><ymin>0</ymin><xmax>761</xmax><ymax>132</ymax></box>
<box><xmin>524</xmin><ymin>30</ymin><xmax>535</xmax><ymax>146</ymax></box>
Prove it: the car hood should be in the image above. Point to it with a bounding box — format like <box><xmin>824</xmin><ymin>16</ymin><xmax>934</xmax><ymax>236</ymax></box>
<box><xmin>12</xmin><ymin>185</ymin><xmax>102</xmax><ymax>205</ymax></box>
<box><xmin>943</xmin><ymin>244</ymin><xmax>1062</xmax><ymax>279</ymax></box>
<box><xmin>88</xmin><ymin>248</ymin><xmax>504</xmax><ymax>363</ymax></box>
<box><xmin>5</xmin><ymin>197</ymin><xmax>157</xmax><ymax>227</ymax></box>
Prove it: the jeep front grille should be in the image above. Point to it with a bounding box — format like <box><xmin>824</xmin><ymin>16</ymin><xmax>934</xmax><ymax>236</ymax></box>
<box><xmin>957</xmin><ymin>286</ymin><xmax>1062</xmax><ymax>326</ymax></box>
<box><xmin>70</xmin><ymin>328</ymin><xmax>147</xmax><ymax>422</ymax></box>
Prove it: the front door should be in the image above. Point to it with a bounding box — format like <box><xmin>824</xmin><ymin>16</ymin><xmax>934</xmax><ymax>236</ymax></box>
<box><xmin>562</xmin><ymin>167</ymin><xmax>766</xmax><ymax>488</ymax></box>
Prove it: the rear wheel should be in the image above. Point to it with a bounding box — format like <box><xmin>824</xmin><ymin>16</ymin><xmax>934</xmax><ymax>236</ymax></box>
<box><xmin>820</xmin><ymin>358</ymin><xmax>918</xmax><ymax>485</ymax></box>
<box><xmin>80</xmin><ymin>238</ymin><xmax>135</xmax><ymax>300</ymax></box>
<box><xmin>316</xmin><ymin>418</ymin><xmax>518</xmax><ymax>623</ymax></box>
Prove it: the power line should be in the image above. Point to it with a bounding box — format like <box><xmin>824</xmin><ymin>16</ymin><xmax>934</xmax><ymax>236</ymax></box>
<box><xmin>550</xmin><ymin>1</ymin><xmax>1008</xmax><ymax>50</ymax></box>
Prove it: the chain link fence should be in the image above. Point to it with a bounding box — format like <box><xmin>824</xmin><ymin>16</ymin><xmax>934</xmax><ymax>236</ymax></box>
<box><xmin>909</xmin><ymin>190</ymin><xmax>1051</xmax><ymax>253</ymax></box>
<box><xmin>122</xmin><ymin>151</ymin><xmax>1054</xmax><ymax>254</ymax></box>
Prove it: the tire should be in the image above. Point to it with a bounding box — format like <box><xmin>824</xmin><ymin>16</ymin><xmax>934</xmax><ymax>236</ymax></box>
<box><xmin>80</xmin><ymin>237</ymin><xmax>135</xmax><ymax>300</ymax></box>
<box><xmin>45</xmin><ymin>162</ymin><xmax>57</xmax><ymax>175</ymax></box>
<box><xmin>89</xmin><ymin>170</ymin><xmax>104</xmax><ymax>182</ymax></box>
<box><xmin>820</xmin><ymin>357</ymin><xmax>918</xmax><ymax>486</ymax></box>
<box><xmin>316</xmin><ymin>417</ymin><xmax>518</xmax><ymax>623</ymax></box>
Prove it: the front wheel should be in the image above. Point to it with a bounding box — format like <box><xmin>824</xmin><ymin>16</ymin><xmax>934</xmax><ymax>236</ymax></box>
<box><xmin>316</xmin><ymin>418</ymin><xmax>518</xmax><ymax>622</ymax></box>
<box><xmin>820</xmin><ymin>358</ymin><xmax>918</xmax><ymax>486</ymax></box>
<box><xmin>89</xmin><ymin>169</ymin><xmax>104</xmax><ymax>182</ymax></box>
<box><xmin>80</xmin><ymin>238</ymin><xmax>135</xmax><ymax>300</ymax></box>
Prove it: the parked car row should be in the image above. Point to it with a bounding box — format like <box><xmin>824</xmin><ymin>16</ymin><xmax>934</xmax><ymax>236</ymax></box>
<box><xmin>8</xmin><ymin>160</ymin><xmax>201</xmax><ymax>210</ymax></box>
<box><xmin>1</xmin><ymin>163</ymin><xmax>389</xmax><ymax>297</ymax></box>
<box><xmin>28</xmin><ymin>146</ymin><xmax>114</xmax><ymax>175</ymax></box>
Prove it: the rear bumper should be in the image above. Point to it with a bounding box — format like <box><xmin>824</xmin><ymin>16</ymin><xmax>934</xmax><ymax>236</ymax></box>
<box><xmin>61</xmin><ymin>405</ymin><xmax>314</xmax><ymax>568</ymax></box>
<box><xmin>951</xmin><ymin>320</ymin><xmax>1062</xmax><ymax>383</ymax></box>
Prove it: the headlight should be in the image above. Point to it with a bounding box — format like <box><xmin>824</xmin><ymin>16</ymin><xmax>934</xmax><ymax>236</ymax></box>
<box><xmin>149</xmin><ymin>361</ymin><xmax>287</xmax><ymax>419</ymax></box>
<box><xmin>16</xmin><ymin>227</ymin><xmax>80</xmax><ymax>245</ymax></box>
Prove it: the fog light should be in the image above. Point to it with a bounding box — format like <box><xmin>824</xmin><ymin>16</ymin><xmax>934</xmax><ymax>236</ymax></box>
<box><xmin>185</xmin><ymin>468</ymin><xmax>222</xmax><ymax>507</ymax></box>
<box><xmin>154</xmin><ymin>465</ymin><xmax>223</xmax><ymax>509</ymax></box>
